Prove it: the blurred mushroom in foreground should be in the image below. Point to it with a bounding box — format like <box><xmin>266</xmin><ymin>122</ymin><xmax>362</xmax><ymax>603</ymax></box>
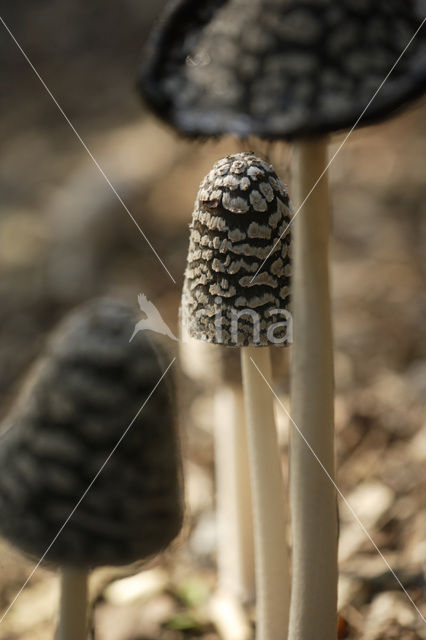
<box><xmin>139</xmin><ymin>3</ymin><xmax>426</xmax><ymax>639</ymax></box>
<box><xmin>0</xmin><ymin>299</ymin><xmax>183</xmax><ymax>640</ymax></box>
<box><xmin>181</xmin><ymin>152</ymin><xmax>292</xmax><ymax>640</ymax></box>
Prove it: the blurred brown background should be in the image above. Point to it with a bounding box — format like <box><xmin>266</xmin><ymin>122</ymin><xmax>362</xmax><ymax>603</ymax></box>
<box><xmin>0</xmin><ymin>1</ymin><xmax>425</xmax><ymax>638</ymax></box>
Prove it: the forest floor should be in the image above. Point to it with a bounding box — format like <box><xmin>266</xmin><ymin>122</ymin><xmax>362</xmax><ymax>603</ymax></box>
<box><xmin>0</xmin><ymin>4</ymin><xmax>425</xmax><ymax>638</ymax></box>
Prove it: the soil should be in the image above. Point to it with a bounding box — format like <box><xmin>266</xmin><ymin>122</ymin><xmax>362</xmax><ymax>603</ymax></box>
<box><xmin>0</xmin><ymin>2</ymin><xmax>425</xmax><ymax>638</ymax></box>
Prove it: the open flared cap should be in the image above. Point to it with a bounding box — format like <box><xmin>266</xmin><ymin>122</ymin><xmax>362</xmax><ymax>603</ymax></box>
<box><xmin>0</xmin><ymin>299</ymin><xmax>183</xmax><ymax>568</ymax></box>
<box><xmin>181</xmin><ymin>153</ymin><xmax>292</xmax><ymax>347</ymax></box>
<box><xmin>140</xmin><ymin>0</ymin><xmax>426</xmax><ymax>139</ymax></box>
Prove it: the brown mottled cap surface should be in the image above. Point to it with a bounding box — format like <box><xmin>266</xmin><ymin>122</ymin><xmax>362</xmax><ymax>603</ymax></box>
<box><xmin>140</xmin><ymin>0</ymin><xmax>426</xmax><ymax>139</ymax></box>
<box><xmin>181</xmin><ymin>153</ymin><xmax>292</xmax><ymax>347</ymax></box>
<box><xmin>0</xmin><ymin>299</ymin><xmax>183</xmax><ymax>568</ymax></box>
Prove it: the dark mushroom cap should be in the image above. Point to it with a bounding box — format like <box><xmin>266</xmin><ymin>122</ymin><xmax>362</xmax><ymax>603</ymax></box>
<box><xmin>181</xmin><ymin>153</ymin><xmax>292</xmax><ymax>347</ymax></box>
<box><xmin>0</xmin><ymin>299</ymin><xmax>183</xmax><ymax>568</ymax></box>
<box><xmin>140</xmin><ymin>0</ymin><xmax>426</xmax><ymax>139</ymax></box>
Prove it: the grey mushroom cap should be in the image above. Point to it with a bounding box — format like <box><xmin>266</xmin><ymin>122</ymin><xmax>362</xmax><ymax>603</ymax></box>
<box><xmin>139</xmin><ymin>0</ymin><xmax>426</xmax><ymax>139</ymax></box>
<box><xmin>181</xmin><ymin>153</ymin><xmax>292</xmax><ymax>347</ymax></box>
<box><xmin>0</xmin><ymin>299</ymin><xmax>183</xmax><ymax>568</ymax></box>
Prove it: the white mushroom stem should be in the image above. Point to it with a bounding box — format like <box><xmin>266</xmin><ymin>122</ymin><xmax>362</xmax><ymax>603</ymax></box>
<box><xmin>241</xmin><ymin>346</ymin><xmax>290</xmax><ymax>640</ymax></box>
<box><xmin>58</xmin><ymin>567</ymin><xmax>88</xmax><ymax>640</ymax></box>
<box><xmin>214</xmin><ymin>384</ymin><xmax>255</xmax><ymax>603</ymax></box>
<box><xmin>288</xmin><ymin>137</ymin><xmax>338</xmax><ymax>640</ymax></box>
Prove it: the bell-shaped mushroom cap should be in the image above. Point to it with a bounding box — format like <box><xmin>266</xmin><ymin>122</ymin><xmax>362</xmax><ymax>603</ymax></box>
<box><xmin>181</xmin><ymin>153</ymin><xmax>292</xmax><ymax>347</ymax></box>
<box><xmin>0</xmin><ymin>299</ymin><xmax>183</xmax><ymax>568</ymax></box>
<box><xmin>140</xmin><ymin>0</ymin><xmax>426</xmax><ymax>139</ymax></box>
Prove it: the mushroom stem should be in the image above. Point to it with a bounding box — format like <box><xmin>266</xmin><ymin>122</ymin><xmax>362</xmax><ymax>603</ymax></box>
<box><xmin>57</xmin><ymin>567</ymin><xmax>88</xmax><ymax>640</ymax></box>
<box><xmin>240</xmin><ymin>346</ymin><xmax>289</xmax><ymax>640</ymax></box>
<box><xmin>288</xmin><ymin>137</ymin><xmax>337</xmax><ymax>640</ymax></box>
<box><xmin>214</xmin><ymin>384</ymin><xmax>255</xmax><ymax>603</ymax></box>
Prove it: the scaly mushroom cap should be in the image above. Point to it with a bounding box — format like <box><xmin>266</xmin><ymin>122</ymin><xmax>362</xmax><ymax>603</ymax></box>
<box><xmin>140</xmin><ymin>0</ymin><xmax>426</xmax><ymax>139</ymax></box>
<box><xmin>0</xmin><ymin>299</ymin><xmax>183</xmax><ymax>568</ymax></box>
<box><xmin>181</xmin><ymin>153</ymin><xmax>292</xmax><ymax>347</ymax></box>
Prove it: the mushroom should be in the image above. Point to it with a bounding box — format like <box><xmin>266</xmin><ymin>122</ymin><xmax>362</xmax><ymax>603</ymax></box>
<box><xmin>181</xmin><ymin>152</ymin><xmax>292</xmax><ymax>639</ymax></box>
<box><xmin>0</xmin><ymin>299</ymin><xmax>183</xmax><ymax>640</ymax></box>
<box><xmin>139</xmin><ymin>0</ymin><xmax>426</xmax><ymax>139</ymax></box>
<box><xmin>180</xmin><ymin>325</ymin><xmax>289</xmax><ymax>613</ymax></box>
<box><xmin>139</xmin><ymin>3</ymin><xmax>426</xmax><ymax>638</ymax></box>
<box><xmin>180</xmin><ymin>337</ymin><xmax>256</xmax><ymax>607</ymax></box>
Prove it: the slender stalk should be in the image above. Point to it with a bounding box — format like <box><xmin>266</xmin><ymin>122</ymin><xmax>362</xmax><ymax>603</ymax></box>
<box><xmin>241</xmin><ymin>346</ymin><xmax>289</xmax><ymax>640</ymax></box>
<box><xmin>57</xmin><ymin>567</ymin><xmax>88</xmax><ymax>640</ymax></box>
<box><xmin>288</xmin><ymin>137</ymin><xmax>338</xmax><ymax>640</ymax></box>
<box><xmin>214</xmin><ymin>385</ymin><xmax>255</xmax><ymax>603</ymax></box>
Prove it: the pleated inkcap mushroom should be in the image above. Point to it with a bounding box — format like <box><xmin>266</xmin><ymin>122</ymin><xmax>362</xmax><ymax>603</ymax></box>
<box><xmin>181</xmin><ymin>152</ymin><xmax>292</xmax><ymax>347</ymax></box>
<box><xmin>140</xmin><ymin>0</ymin><xmax>426</xmax><ymax>138</ymax></box>
<box><xmin>0</xmin><ymin>299</ymin><xmax>183</xmax><ymax>568</ymax></box>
